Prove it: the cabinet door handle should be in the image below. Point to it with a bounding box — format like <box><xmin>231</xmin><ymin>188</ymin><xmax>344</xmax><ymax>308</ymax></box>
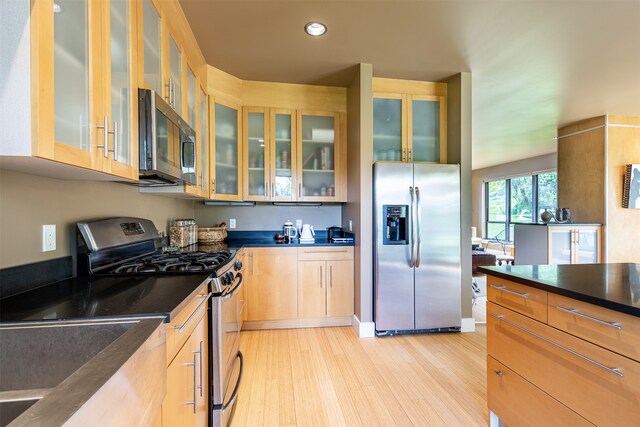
<box><xmin>319</xmin><ymin>265</ymin><xmax>323</xmax><ymax>288</ymax></box>
<box><xmin>491</xmin><ymin>313</ymin><xmax>624</xmax><ymax>377</ymax></box>
<box><xmin>556</xmin><ymin>306</ymin><xmax>622</xmax><ymax>330</ymax></box>
<box><xmin>173</xmin><ymin>293</ymin><xmax>212</xmax><ymax>333</ymax></box>
<box><xmin>402</xmin><ymin>148</ymin><xmax>406</xmax><ymax>162</ymax></box>
<box><xmin>96</xmin><ymin>116</ymin><xmax>113</xmax><ymax>158</ymax></box>
<box><xmin>212</xmin><ymin>178</ymin><xmax>216</xmax><ymax>193</ymax></box>
<box><xmin>494</xmin><ymin>370</ymin><xmax>504</xmax><ymax>377</ymax></box>
<box><xmin>185</xmin><ymin>353</ymin><xmax>197</xmax><ymax>413</ymax></box>
<box><xmin>490</xmin><ymin>284</ymin><xmax>529</xmax><ymax>299</ymax></box>
<box><xmin>408</xmin><ymin>148</ymin><xmax>412</xmax><ymax>162</ymax></box>
<box><xmin>111</xmin><ymin>121</ymin><xmax>119</xmax><ymax>161</ymax></box>
<box><xmin>195</xmin><ymin>340</ymin><xmax>204</xmax><ymax>397</ymax></box>
<box><xmin>298</xmin><ymin>183</ymin><xmax>302</xmax><ymax>198</ymax></box>
<box><xmin>251</xmin><ymin>253</ymin><xmax>254</xmax><ymax>275</ymax></box>
<box><xmin>271</xmin><ymin>182</ymin><xmax>275</xmax><ymax>199</ymax></box>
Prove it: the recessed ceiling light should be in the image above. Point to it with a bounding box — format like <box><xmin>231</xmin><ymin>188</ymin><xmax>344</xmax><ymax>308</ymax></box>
<box><xmin>304</xmin><ymin>22</ymin><xmax>327</xmax><ymax>37</ymax></box>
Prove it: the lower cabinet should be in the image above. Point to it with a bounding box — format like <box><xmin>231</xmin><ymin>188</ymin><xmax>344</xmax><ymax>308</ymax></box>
<box><xmin>298</xmin><ymin>248</ymin><xmax>354</xmax><ymax>318</ymax></box>
<box><xmin>162</xmin><ymin>311</ymin><xmax>208</xmax><ymax>427</ymax></box>
<box><xmin>245</xmin><ymin>247</ymin><xmax>298</xmax><ymax>321</ymax></box>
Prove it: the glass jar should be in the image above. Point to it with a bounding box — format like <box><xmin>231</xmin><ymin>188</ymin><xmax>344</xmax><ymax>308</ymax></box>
<box><xmin>170</xmin><ymin>219</ymin><xmax>196</xmax><ymax>247</ymax></box>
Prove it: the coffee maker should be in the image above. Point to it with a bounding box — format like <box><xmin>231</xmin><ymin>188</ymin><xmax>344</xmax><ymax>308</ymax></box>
<box><xmin>283</xmin><ymin>220</ymin><xmax>298</xmax><ymax>243</ymax></box>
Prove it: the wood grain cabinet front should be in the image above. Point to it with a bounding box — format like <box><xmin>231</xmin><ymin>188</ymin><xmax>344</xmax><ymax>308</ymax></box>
<box><xmin>244</xmin><ymin>247</ymin><xmax>298</xmax><ymax>321</ymax></box>
<box><xmin>487</xmin><ymin>276</ymin><xmax>548</xmax><ymax>323</ymax></box>
<box><xmin>488</xmin><ymin>302</ymin><xmax>640</xmax><ymax>426</ymax></box>
<box><xmin>297</xmin><ymin>247</ymin><xmax>354</xmax><ymax>319</ymax></box>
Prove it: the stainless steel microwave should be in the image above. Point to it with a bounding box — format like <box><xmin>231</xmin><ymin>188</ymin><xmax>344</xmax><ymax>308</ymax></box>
<box><xmin>138</xmin><ymin>89</ymin><xmax>196</xmax><ymax>185</ymax></box>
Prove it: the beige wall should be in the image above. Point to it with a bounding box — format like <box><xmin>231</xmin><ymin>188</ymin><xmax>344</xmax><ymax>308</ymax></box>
<box><xmin>0</xmin><ymin>170</ymin><xmax>195</xmax><ymax>269</ymax></box>
<box><xmin>343</xmin><ymin>64</ymin><xmax>374</xmax><ymax>323</ymax></box>
<box><xmin>444</xmin><ymin>72</ymin><xmax>473</xmax><ymax>319</ymax></box>
<box><xmin>472</xmin><ymin>153</ymin><xmax>557</xmax><ymax>235</ymax></box>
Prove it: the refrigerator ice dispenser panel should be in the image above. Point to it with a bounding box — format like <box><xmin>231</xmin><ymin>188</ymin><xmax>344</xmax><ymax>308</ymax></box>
<box><xmin>383</xmin><ymin>205</ymin><xmax>408</xmax><ymax>245</ymax></box>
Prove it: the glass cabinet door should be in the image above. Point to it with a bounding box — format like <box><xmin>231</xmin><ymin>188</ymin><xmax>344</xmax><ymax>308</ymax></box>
<box><xmin>576</xmin><ymin>228</ymin><xmax>599</xmax><ymax>264</ymax></box>
<box><xmin>298</xmin><ymin>112</ymin><xmax>337</xmax><ymax>200</ymax></box>
<box><xmin>410</xmin><ymin>97</ymin><xmax>442</xmax><ymax>163</ymax></box>
<box><xmin>373</xmin><ymin>97</ymin><xmax>403</xmax><ymax>161</ymax></box>
<box><xmin>54</xmin><ymin>0</ymin><xmax>90</xmax><ymax>152</ymax></box>
<box><xmin>214</xmin><ymin>102</ymin><xmax>240</xmax><ymax>198</ymax></box>
<box><xmin>142</xmin><ymin>0</ymin><xmax>162</xmax><ymax>94</ymax></box>
<box><xmin>271</xmin><ymin>111</ymin><xmax>295</xmax><ymax>200</ymax></box>
<box><xmin>199</xmin><ymin>87</ymin><xmax>209</xmax><ymax>193</ymax></box>
<box><xmin>108</xmin><ymin>0</ymin><xmax>132</xmax><ymax>168</ymax></box>
<box><xmin>549</xmin><ymin>228</ymin><xmax>572</xmax><ymax>264</ymax></box>
<box><xmin>186</xmin><ymin>66</ymin><xmax>197</xmax><ymax>127</ymax></box>
<box><xmin>168</xmin><ymin>36</ymin><xmax>182</xmax><ymax>113</ymax></box>
<box><xmin>244</xmin><ymin>110</ymin><xmax>268</xmax><ymax>200</ymax></box>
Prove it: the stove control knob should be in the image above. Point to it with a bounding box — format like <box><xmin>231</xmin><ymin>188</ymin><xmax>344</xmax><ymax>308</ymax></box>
<box><xmin>234</xmin><ymin>260</ymin><xmax>242</xmax><ymax>271</ymax></box>
<box><xmin>227</xmin><ymin>272</ymin><xmax>235</xmax><ymax>283</ymax></box>
<box><xmin>220</xmin><ymin>275</ymin><xmax>228</xmax><ymax>286</ymax></box>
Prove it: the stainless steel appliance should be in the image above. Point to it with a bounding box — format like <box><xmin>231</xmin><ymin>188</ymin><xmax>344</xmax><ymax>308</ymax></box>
<box><xmin>373</xmin><ymin>162</ymin><xmax>461</xmax><ymax>335</ymax></box>
<box><xmin>76</xmin><ymin>217</ymin><xmax>243</xmax><ymax>427</ymax></box>
<box><xmin>138</xmin><ymin>89</ymin><xmax>196</xmax><ymax>185</ymax></box>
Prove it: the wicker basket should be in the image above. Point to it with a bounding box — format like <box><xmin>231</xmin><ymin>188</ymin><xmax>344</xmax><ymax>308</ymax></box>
<box><xmin>198</xmin><ymin>226</ymin><xmax>227</xmax><ymax>243</ymax></box>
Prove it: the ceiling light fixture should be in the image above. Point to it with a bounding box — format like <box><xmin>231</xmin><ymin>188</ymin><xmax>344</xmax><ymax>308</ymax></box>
<box><xmin>304</xmin><ymin>22</ymin><xmax>327</xmax><ymax>37</ymax></box>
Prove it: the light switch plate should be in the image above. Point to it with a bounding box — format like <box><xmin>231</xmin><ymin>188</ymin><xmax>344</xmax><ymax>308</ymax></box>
<box><xmin>42</xmin><ymin>224</ymin><xmax>56</xmax><ymax>252</ymax></box>
<box><xmin>349</xmin><ymin>220</ymin><xmax>353</xmax><ymax>232</ymax></box>
<box><xmin>229</xmin><ymin>218</ymin><xmax>236</xmax><ymax>229</ymax></box>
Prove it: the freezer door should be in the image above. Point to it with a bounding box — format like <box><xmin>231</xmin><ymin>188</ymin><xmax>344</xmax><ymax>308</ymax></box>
<box><xmin>413</xmin><ymin>163</ymin><xmax>461</xmax><ymax>329</ymax></box>
<box><xmin>373</xmin><ymin>162</ymin><xmax>415</xmax><ymax>332</ymax></box>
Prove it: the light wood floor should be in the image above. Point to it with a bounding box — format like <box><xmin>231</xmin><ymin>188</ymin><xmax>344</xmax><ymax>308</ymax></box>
<box><xmin>231</xmin><ymin>325</ymin><xmax>487</xmax><ymax>427</ymax></box>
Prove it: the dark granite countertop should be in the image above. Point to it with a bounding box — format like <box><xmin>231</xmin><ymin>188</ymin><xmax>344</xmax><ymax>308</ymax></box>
<box><xmin>514</xmin><ymin>223</ymin><xmax>602</xmax><ymax>227</ymax></box>
<box><xmin>0</xmin><ymin>273</ymin><xmax>209</xmax><ymax>323</ymax></box>
<box><xmin>223</xmin><ymin>230</ymin><xmax>355</xmax><ymax>249</ymax></box>
<box><xmin>479</xmin><ymin>263</ymin><xmax>640</xmax><ymax>317</ymax></box>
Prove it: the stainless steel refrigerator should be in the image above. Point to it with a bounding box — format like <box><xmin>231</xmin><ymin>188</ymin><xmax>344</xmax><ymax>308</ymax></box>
<box><xmin>374</xmin><ymin>162</ymin><xmax>461</xmax><ymax>335</ymax></box>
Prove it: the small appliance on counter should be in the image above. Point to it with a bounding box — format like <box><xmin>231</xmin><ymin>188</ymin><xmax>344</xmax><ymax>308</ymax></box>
<box><xmin>299</xmin><ymin>224</ymin><xmax>315</xmax><ymax>244</ymax></box>
<box><xmin>327</xmin><ymin>226</ymin><xmax>354</xmax><ymax>243</ymax></box>
<box><xmin>283</xmin><ymin>220</ymin><xmax>298</xmax><ymax>243</ymax></box>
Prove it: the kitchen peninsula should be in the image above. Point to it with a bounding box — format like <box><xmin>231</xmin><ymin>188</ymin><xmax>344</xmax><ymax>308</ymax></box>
<box><xmin>480</xmin><ymin>263</ymin><xmax>640</xmax><ymax>426</ymax></box>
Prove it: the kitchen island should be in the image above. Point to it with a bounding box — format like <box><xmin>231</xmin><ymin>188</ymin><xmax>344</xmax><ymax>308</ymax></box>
<box><xmin>479</xmin><ymin>263</ymin><xmax>640</xmax><ymax>426</ymax></box>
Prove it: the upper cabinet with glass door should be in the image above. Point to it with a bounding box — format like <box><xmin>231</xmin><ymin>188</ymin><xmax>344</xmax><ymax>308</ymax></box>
<box><xmin>373</xmin><ymin>78</ymin><xmax>447</xmax><ymax>164</ymax></box>
<box><xmin>297</xmin><ymin>111</ymin><xmax>339</xmax><ymax>201</ymax></box>
<box><xmin>19</xmin><ymin>0</ymin><xmax>138</xmax><ymax>179</ymax></box>
<box><xmin>212</xmin><ymin>100</ymin><xmax>242</xmax><ymax>200</ymax></box>
<box><xmin>141</xmin><ymin>0</ymin><xmax>162</xmax><ymax>94</ymax></box>
<box><xmin>243</xmin><ymin>108</ymin><xmax>296</xmax><ymax>201</ymax></box>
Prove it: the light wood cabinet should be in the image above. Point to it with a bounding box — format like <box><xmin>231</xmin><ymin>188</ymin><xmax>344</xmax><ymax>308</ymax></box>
<box><xmin>373</xmin><ymin>78</ymin><xmax>447</xmax><ymax>164</ymax></box>
<box><xmin>514</xmin><ymin>224</ymin><xmax>602</xmax><ymax>265</ymax></box>
<box><xmin>210</xmin><ymin>99</ymin><xmax>243</xmax><ymax>200</ymax></box>
<box><xmin>162</xmin><ymin>311</ymin><xmax>208</xmax><ymax>427</ymax></box>
<box><xmin>297</xmin><ymin>247</ymin><xmax>354</xmax><ymax>318</ymax></box>
<box><xmin>243</xmin><ymin>108</ymin><xmax>297</xmax><ymax>201</ymax></box>
<box><xmin>486</xmin><ymin>275</ymin><xmax>640</xmax><ymax>426</ymax></box>
<box><xmin>244</xmin><ymin>247</ymin><xmax>298</xmax><ymax>321</ymax></box>
<box><xmin>9</xmin><ymin>0</ymin><xmax>139</xmax><ymax>180</ymax></box>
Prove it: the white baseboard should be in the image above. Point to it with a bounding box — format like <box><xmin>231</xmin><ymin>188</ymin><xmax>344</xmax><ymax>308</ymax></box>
<box><xmin>352</xmin><ymin>315</ymin><xmax>375</xmax><ymax>338</ymax></box>
<box><xmin>461</xmin><ymin>317</ymin><xmax>476</xmax><ymax>332</ymax></box>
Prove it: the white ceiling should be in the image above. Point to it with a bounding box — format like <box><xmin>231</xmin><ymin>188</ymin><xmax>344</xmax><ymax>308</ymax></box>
<box><xmin>180</xmin><ymin>0</ymin><xmax>640</xmax><ymax>169</ymax></box>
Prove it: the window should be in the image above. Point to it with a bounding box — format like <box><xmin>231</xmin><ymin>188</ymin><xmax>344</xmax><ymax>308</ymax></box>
<box><xmin>485</xmin><ymin>171</ymin><xmax>557</xmax><ymax>242</ymax></box>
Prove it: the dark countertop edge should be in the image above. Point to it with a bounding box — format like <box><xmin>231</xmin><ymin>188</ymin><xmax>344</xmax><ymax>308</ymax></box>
<box><xmin>226</xmin><ymin>240</ymin><xmax>355</xmax><ymax>248</ymax></box>
<box><xmin>478</xmin><ymin>265</ymin><xmax>640</xmax><ymax>317</ymax></box>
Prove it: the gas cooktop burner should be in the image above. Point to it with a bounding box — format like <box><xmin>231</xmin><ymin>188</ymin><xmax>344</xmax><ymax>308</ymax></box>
<box><xmin>106</xmin><ymin>250</ymin><xmax>232</xmax><ymax>275</ymax></box>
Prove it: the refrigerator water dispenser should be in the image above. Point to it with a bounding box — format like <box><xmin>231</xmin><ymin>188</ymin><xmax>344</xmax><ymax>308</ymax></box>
<box><xmin>383</xmin><ymin>205</ymin><xmax>408</xmax><ymax>245</ymax></box>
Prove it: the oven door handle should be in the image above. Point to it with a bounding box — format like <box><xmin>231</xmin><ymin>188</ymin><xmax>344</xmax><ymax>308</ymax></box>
<box><xmin>222</xmin><ymin>273</ymin><xmax>243</xmax><ymax>300</ymax></box>
<box><xmin>174</xmin><ymin>292</ymin><xmax>212</xmax><ymax>333</ymax></box>
<box><xmin>222</xmin><ymin>351</ymin><xmax>244</xmax><ymax>411</ymax></box>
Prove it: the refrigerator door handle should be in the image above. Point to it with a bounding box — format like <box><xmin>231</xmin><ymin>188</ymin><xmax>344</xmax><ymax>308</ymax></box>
<box><xmin>409</xmin><ymin>186</ymin><xmax>416</xmax><ymax>268</ymax></box>
<box><xmin>415</xmin><ymin>186</ymin><xmax>421</xmax><ymax>267</ymax></box>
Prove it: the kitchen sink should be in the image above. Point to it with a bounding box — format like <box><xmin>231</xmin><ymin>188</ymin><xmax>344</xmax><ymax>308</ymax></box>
<box><xmin>0</xmin><ymin>318</ymin><xmax>166</xmax><ymax>427</ymax></box>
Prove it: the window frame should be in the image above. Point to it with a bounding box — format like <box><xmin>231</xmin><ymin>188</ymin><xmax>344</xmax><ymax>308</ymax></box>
<box><xmin>484</xmin><ymin>170</ymin><xmax>557</xmax><ymax>242</ymax></box>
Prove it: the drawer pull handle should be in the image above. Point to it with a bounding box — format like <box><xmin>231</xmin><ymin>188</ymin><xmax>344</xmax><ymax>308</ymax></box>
<box><xmin>491</xmin><ymin>314</ymin><xmax>624</xmax><ymax>378</ymax></box>
<box><xmin>556</xmin><ymin>306</ymin><xmax>623</xmax><ymax>330</ymax></box>
<box><xmin>494</xmin><ymin>370</ymin><xmax>504</xmax><ymax>377</ymax></box>
<box><xmin>490</xmin><ymin>284</ymin><xmax>529</xmax><ymax>299</ymax></box>
<box><xmin>174</xmin><ymin>292</ymin><xmax>212</xmax><ymax>333</ymax></box>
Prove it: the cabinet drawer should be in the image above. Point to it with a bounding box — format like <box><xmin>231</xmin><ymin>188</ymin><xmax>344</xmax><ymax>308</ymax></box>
<box><xmin>488</xmin><ymin>356</ymin><xmax>593</xmax><ymax>427</ymax></box>
<box><xmin>166</xmin><ymin>286</ymin><xmax>209</xmax><ymax>365</ymax></box>
<box><xmin>548</xmin><ymin>293</ymin><xmax>640</xmax><ymax>362</ymax></box>
<box><xmin>487</xmin><ymin>276</ymin><xmax>548</xmax><ymax>322</ymax></box>
<box><xmin>297</xmin><ymin>246</ymin><xmax>353</xmax><ymax>261</ymax></box>
<box><xmin>488</xmin><ymin>302</ymin><xmax>640</xmax><ymax>426</ymax></box>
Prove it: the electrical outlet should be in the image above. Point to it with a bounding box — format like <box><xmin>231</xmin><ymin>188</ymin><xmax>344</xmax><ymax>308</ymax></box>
<box><xmin>42</xmin><ymin>224</ymin><xmax>56</xmax><ymax>252</ymax></box>
<box><xmin>349</xmin><ymin>220</ymin><xmax>353</xmax><ymax>232</ymax></box>
<box><xmin>295</xmin><ymin>219</ymin><xmax>302</xmax><ymax>231</ymax></box>
<box><xmin>229</xmin><ymin>218</ymin><xmax>236</xmax><ymax>229</ymax></box>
